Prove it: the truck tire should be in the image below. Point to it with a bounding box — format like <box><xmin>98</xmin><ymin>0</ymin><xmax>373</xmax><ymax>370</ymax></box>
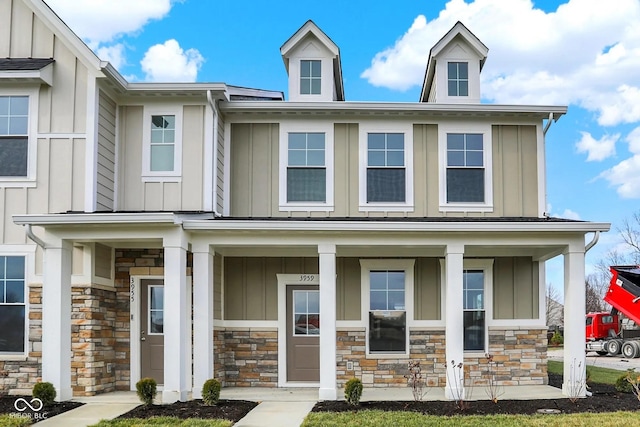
<box><xmin>607</xmin><ymin>339</ymin><xmax>622</xmax><ymax>356</ymax></box>
<box><xmin>632</xmin><ymin>341</ymin><xmax>640</xmax><ymax>358</ymax></box>
<box><xmin>622</xmin><ymin>342</ymin><xmax>638</xmax><ymax>358</ymax></box>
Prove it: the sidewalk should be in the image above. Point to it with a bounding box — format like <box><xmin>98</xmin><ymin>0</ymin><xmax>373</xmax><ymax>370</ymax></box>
<box><xmin>36</xmin><ymin>392</ymin><xmax>139</xmax><ymax>427</ymax></box>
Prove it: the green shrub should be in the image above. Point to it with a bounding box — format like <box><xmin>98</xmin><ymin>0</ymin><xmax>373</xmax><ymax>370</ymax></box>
<box><xmin>202</xmin><ymin>379</ymin><xmax>221</xmax><ymax>406</ymax></box>
<box><xmin>615</xmin><ymin>373</ymin><xmax>633</xmax><ymax>393</ymax></box>
<box><xmin>136</xmin><ymin>377</ymin><xmax>157</xmax><ymax>405</ymax></box>
<box><xmin>32</xmin><ymin>382</ymin><xmax>56</xmax><ymax>406</ymax></box>
<box><xmin>550</xmin><ymin>331</ymin><xmax>564</xmax><ymax>346</ymax></box>
<box><xmin>344</xmin><ymin>378</ymin><xmax>363</xmax><ymax>406</ymax></box>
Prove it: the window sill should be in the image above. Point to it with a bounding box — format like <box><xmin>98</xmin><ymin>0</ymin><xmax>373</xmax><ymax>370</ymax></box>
<box><xmin>366</xmin><ymin>352</ymin><xmax>410</xmax><ymax>360</ymax></box>
<box><xmin>0</xmin><ymin>179</ymin><xmax>37</xmax><ymax>188</ymax></box>
<box><xmin>463</xmin><ymin>351</ymin><xmax>487</xmax><ymax>358</ymax></box>
<box><xmin>439</xmin><ymin>203</ymin><xmax>493</xmax><ymax>213</ymax></box>
<box><xmin>141</xmin><ymin>175</ymin><xmax>182</xmax><ymax>183</ymax></box>
<box><xmin>279</xmin><ymin>204</ymin><xmax>334</xmax><ymax>212</ymax></box>
<box><xmin>0</xmin><ymin>354</ymin><xmax>28</xmax><ymax>361</ymax></box>
<box><xmin>359</xmin><ymin>204</ymin><xmax>414</xmax><ymax>213</ymax></box>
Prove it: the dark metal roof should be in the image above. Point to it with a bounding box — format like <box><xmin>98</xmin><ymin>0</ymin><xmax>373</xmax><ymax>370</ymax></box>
<box><xmin>0</xmin><ymin>58</ymin><xmax>54</xmax><ymax>71</ymax></box>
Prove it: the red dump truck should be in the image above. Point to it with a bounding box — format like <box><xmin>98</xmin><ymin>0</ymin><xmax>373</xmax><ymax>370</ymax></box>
<box><xmin>585</xmin><ymin>265</ymin><xmax>640</xmax><ymax>358</ymax></box>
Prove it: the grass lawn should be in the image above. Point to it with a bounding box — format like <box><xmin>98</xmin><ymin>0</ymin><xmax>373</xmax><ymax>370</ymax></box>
<box><xmin>547</xmin><ymin>360</ymin><xmax>627</xmax><ymax>384</ymax></box>
<box><xmin>301</xmin><ymin>411</ymin><xmax>639</xmax><ymax>427</ymax></box>
<box><xmin>89</xmin><ymin>417</ymin><xmax>232</xmax><ymax>427</ymax></box>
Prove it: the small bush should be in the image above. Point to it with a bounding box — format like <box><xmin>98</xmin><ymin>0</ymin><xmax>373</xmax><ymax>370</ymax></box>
<box><xmin>202</xmin><ymin>378</ymin><xmax>221</xmax><ymax>406</ymax></box>
<box><xmin>136</xmin><ymin>377</ymin><xmax>157</xmax><ymax>405</ymax></box>
<box><xmin>344</xmin><ymin>378</ymin><xmax>363</xmax><ymax>406</ymax></box>
<box><xmin>32</xmin><ymin>382</ymin><xmax>56</xmax><ymax>406</ymax></box>
<box><xmin>615</xmin><ymin>373</ymin><xmax>633</xmax><ymax>393</ymax></box>
<box><xmin>550</xmin><ymin>331</ymin><xmax>564</xmax><ymax>346</ymax></box>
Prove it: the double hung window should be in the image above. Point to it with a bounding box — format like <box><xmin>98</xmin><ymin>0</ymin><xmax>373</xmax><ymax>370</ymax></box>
<box><xmin>447</xmin><ymin>62</ymin><xmax>468</xmax><ymax>97</ymax></box>
<box><xmin>0</xmin><ymin>256</ymin><xmax>25</xmax><ymax>353</ymax></box>
<box><xmin>150</xmin><ymin>115</ymin><xmax>176</xmax><ymax>172</ymax></box>
<box><xmin>143</xmin><ymin>106</ymin><xmax>182</xmax><ymax>181</ymax></box>
<box><xmin>287</xmin><ymin>132</ymin><xmax>326</xmax><ymax>202</ymax></box>
<box><xmin>446</xmin><ymin>133</ymin><xmax>484</xmax><ymax>203</ymax></box>
<box><xmin>0</xmin><ymin>96</ymin><xmax>29</xmax><ymax>177</ymax></box>
<box><xmin>300</xmin><ymin>60</ymin><xmax>321</xmax><ymax>95</ymax></box>
<box><xmin>463</xmin><ymin>269</ymin><xmax>485</xmax><ymax>351</ymax></box>
<box><xmin>366</xmin><ymin>133</ymin><xmax>405</xmax><ymax>202</ymax></box>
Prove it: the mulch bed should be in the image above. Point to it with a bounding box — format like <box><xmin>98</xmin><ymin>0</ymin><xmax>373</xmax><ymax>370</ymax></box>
<box><xmin>116</xmin><ymin>399</ymin><xmax>258</xmax><ymax>422</ymax></box>
<box><xmin>312</xmin><ymin>373</ymin><xmax>640</xmax><ymax>416</ymax></box>
<box><xmin>0</xmin><ymin>396</ymin><xmax>83</xmax><ymax>423</ymax></box>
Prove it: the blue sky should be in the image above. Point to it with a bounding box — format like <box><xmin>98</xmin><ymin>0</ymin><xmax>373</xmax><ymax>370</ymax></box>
<box><xmin>46</xmin><ymin>0</ymin><xmax>640</xmax><ymax>293</ymax></box>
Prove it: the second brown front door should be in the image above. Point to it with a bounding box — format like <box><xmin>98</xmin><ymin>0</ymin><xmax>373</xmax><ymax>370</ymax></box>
<box><xmin>286</xmin><ymin>285</ymin><xmax>320</xmax><ymax>382</ymax></box>
<box><xmin>140</xmin><ymin>279</ymin><xmax>164</xmax><ymax>384</ymax></box>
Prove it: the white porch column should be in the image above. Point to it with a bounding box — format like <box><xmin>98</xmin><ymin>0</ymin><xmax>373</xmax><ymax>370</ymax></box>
<box><xmin>318</xmin><ymin>244</ymin><xmax>337</xmax><ymax>400</ymax></box>
<box><xmin>162</xmin><ymin>230</ymin><xmax>191</xmax><ymax>403</ymax></box>
<box><xmin>42</xmin><ymin>238</ymin><xmax>73</xmax><ymax>401</ymax></box>
<box><xmin>192</xmin><ymin>242</ymin><xmax>214</xmax><ymax>399</ymax></box>
<box><xmin>562</xmin><ymin>245</ymin><xmax>587</xmax><ymax>397</ymax></box>
<box><xmin>444</xmin><ymin>244</ymin><xmax>465</xmax><ymax>400</ymax></box>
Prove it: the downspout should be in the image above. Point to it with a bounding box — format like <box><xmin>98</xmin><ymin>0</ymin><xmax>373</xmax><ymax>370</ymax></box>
<box><xmin>585</xmin><ymin>231</ymin><xmax>600</xmax><ymax>253</ymax></box>
<box><xmin>543</xmin><ymin>112</ymin><xmax>554</xmax><ymax>136</ymax></box>
<box><xmin>207</xmin><ymin>90</ymin><xmax>222</xmax><ymax>217</ymax></box>
<box><xmin>25</xmin><ymin>224</ymin><xmax>47</xmax><ymax>249</ymax></box>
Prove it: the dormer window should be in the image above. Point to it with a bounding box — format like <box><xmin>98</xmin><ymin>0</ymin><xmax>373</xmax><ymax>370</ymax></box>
<box><xmin>447</xmin><ymin>62</ymin><xmax>468</xmax><ymax>97</ymax></box>
<box><xmin>300</xmin><ymin>60</ymin><xmax>321</xmax><ymax>95</ymax></box>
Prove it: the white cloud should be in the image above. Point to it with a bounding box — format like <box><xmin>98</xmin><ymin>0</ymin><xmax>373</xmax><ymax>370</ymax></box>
<box><xmin>598</xmin><ymin>126</ymin><xmax>640</xmax><ymax>198</ymax></box>
<box><xmin>45</xmin><ymin>0</ymin><xmax>176</xmax><ymax>44</ymax></box>
<box><xmin>575</xmin><ymin>132</ymin><xmax>618</xmax><ymax>161</ymax></box>
<box><xmin>140</xmin><ymin>39</ymin><xmax>204</xmax><ymax>82</ymax></box>
<box><xmin>560</xmin><ymin>209</ymin><xmax>581</xmax><ymax>220</ymax></box>
<box><xmin>95</xmin><ymin>44</ymin><xmax>126</xmax><ymax>69</ymax></box>
<box><xmin>361</xmin><ymin>0</ymin><xmax>640</xmax><ymax>126</ymax></box>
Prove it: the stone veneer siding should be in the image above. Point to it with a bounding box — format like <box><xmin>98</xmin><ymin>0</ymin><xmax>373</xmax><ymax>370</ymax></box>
<box><xmin>337</xmin><ymin>329</ymin><xmax>447</xmax><ymax>388</ymax></box>
<box><xmin>71</xmin><ymin>286</ymin><xmax>118</xmax><ymax>396</ymax></box>
<box><xmin>222</xmin><ymin>329</ymin><xmax>278</xmax><ymax>387</ymax></box>
<box><xmin>336</xmin><ymin>328</ymin><xmax>548</xmax><ymax>388</ymax></box>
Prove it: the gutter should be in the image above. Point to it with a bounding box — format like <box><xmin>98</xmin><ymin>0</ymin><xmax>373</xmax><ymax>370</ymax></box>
<box><xmin>585</xmin><ymin>231</ymin><xmax>600</xmax><ymax>252</ymax></box>
<box><xmin>207</xmin><ymin>90</ymin><xmax>222</xmax><ymax>217</ymax></box>
<box><xmin>24</xmin><ymin>224</ymin><xmax>47</xmax><ymax>249</ymax></box>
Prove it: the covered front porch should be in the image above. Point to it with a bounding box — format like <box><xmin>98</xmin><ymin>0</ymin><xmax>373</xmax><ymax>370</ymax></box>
<box><xmin>13</xmin><ymin>213</ymin><xmax>609</xmax><ymax>403</ymax></box>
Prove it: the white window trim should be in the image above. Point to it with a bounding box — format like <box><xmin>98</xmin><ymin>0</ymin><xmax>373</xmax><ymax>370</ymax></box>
<box><xmin>0</xmin><ymin>88</ymin><xmax>39</xmax><ymax>187</ymax></box>
<box><xmin>279</xmin><ymin>121</ymin><xmax>334</xmax><ymax>212</ymax></box>
<box><xmin>360</xmin><ymin>259</ymin><xmax>415</xmax><ymax>358</ymax></box>
<box><xmin>461</xmin><ymin>259</ymin><xmax>493</xmax><ymax>356</ymax></box>
<box><xmin>438</xmin><ymin>122</ymin><xmax>493</xmax><ymax>212</ymax></box>
<box><xmin>359</xmin><ymin>122</ymin><xmax>414</xmax><ymax>212</ymax></box>
<box><xmin>300</xmin><ymin>60</ymin><xmax>322</xmax><ymax>96</ymax></box>
<box><xmin>142</xmin><ymin>105</ymin><xmax>183</xmax><ymax>182</ymax></box>
<box><xmin>0</xmin><ymin>250</ymin><xmax>31</xmax><ymax>358</ymax></box>
<box><xmin>147</xmin><ymin>284</ymin><xmax>164</xmax><ymax>336</ymax></box>
<box><xmin>447</xmin><ymin>61</ymin><xmax>469</xmax><ymax>97</ymax></box>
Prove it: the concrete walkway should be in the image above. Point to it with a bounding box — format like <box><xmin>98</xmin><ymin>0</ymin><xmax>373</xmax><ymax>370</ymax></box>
<box><xmin>33</xmin><ymin>384</ymin><xmax>567</xmax><ymax>427</ymax></box>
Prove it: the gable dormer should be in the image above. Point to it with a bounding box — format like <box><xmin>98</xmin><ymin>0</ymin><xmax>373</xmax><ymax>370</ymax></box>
<box><xmin>280</xmin><ymin>20</ymin><xmax>344</xmax><ymax>102</ymax></box>
<box><xmin>420</xmin><ymin>22</ymin><xmax>488</xmax><ymax>103</ymax></box>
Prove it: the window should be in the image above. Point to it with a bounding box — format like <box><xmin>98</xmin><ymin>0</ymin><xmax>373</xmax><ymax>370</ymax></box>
<box><xmin>448</xmin><ymin>62</ymin><xmax>468</xmax><ymax>96</ymax></box>
<box><xmin>0</xmin><ymin>96</ymin><xmax>29</xmax><ymax>177</ymax></box>
<box><xmin>369</xmin><ymin>271</ymin><xmax>406</xmax><ymax>353</ymax></box>
<box><xmin>463</xmin><ymin>269</ymin><xmax>485</xmax><ymax>351</ymax></box>
<box><xmin>143</xmin><ymin>106</ymin><xmax>182</xmax><ymax>181</ymax></box>
<box><xmin>359</xmin><ymin>123</ymin><xmax>413</xmax><ymax>211</ymax></box>
<box><xmin>361</xmin><ymin>259</ymin><xmax>414</xmax><ymax>356</ymax></box>
<box><xmin>0</xmin><ymin>256</ymin><xmax>25</xmax><ymax>353</ymax></box>
<box><xmin>293</xmin><ymin>290</ymin><xmax>319</xmax><ymax>335</ymax></box>
<box><xmin>287</xmin><ymin>133</ymin><xmax>326</xmax><ymax>202</ymax></box>
<box><xmin>300</xmin><ymin>60</ymin><xmax>321</xmax><ymax>95</ymax></box>
<box><xmin>279</xmin><ymin>122</ymin><xmax>334</xmax><ymax>211</ymax></box>
<box><xmin>446</xmin><ymin>133</ymin><xmax>484</xmax><ymax>202</ymax></box>
<box><xmin>148</xmin><ymin>285</ymin><xmax>164</xmax><ymax>334</ymax></box>
<box><xmin>150</xmin><ymin>115</ymin><xmax>175</xmax><ymax>172</ymax></box>
<box><xmin>367</xmin><ymin>133</ymin><xmax>405</xmax><ymax>202</ymax></box>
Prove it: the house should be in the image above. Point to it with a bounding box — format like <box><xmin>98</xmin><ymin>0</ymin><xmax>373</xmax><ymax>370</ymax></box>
<box><xmin>0</xmin><ymin>0</ymin><xmax>610</xmax><ymax>403</ymax></box>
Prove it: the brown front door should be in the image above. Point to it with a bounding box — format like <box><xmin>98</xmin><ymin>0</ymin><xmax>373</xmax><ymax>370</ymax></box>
<box><xmin>140</xmin><ymin>279</ymin><xmax>164</xmax><ymax>384</ymax></box>
<box><xmin>286</xmin><ymin>285</ymin><xmax>320</xmax><ymax>382</ymax></box>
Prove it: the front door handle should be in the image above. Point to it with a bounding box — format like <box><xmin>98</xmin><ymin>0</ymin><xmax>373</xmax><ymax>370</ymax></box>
<box><xmin>141</xmin><ymin>337</ymin><xmax>146</xmax><ymax>341</ymax></box>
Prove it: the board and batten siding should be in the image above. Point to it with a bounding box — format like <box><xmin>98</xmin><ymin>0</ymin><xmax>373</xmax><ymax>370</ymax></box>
<box><xmin>230</xmin><ymin>122</ymin><xmax>539</xmax><ymax>218</ymax></box>
<box><xmin>118</xmin><ymin>104</ymin><xmax>206</xmax><ymax>211</ymax></box>
<box><xmin>96</xmin><ymin>90</ymin><xmax>116</xmax><ymax>211</ymax></box>
<box><xmin>215</xmin><ymin>112</ymin><xmax>225</xmax><ymax>214</ymax></box>
<box><xmin>493</xmin><ymin>257</ymin><xmax>539</xmax><ymax>319</ymax></box>
<box><xmin>1</xmin><ymin>0</ymin><xmax>90</xmax><ymax>244</ymax></box>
